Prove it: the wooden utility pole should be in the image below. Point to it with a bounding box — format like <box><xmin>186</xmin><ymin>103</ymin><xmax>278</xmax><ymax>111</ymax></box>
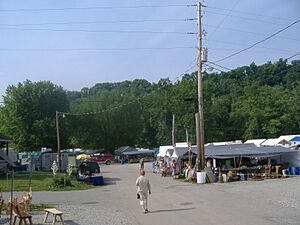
<box><xmin>197</xmin><ymin>2</ymin><xmax>205</xmax><ymax>171</ymax></box>
<box><xmin>185</xmin><ymin>127</ymin><xmax>189</xmax><ymax>143</ymax></box>
<box><xmin>172</xmin><ymin>114</ymin><xmax>176</xmax><ymax>147</ymax></box>
<box><xmin>55</xmin><ymin>111</ymin><xmax>61</xmax><ymax>172</ymax></box>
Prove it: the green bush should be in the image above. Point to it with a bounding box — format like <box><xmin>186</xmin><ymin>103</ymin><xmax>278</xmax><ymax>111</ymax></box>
<box><xmin>52</xmin><ymin>175</ymin><xmax>73</xmax><ymax>188</ymax></box>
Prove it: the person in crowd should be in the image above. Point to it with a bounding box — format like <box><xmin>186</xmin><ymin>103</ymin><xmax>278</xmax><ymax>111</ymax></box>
<box><xmin>77</xmin><ymin>169</ymin><xmax>90</xmax><ymax>183</ymax></box>
<box><xmin>139</xmin><ymin>157</ymin><xmax>145</xmax><ymax>171</ymax></box>
<box><xmin>171</xmin><ymin>159</ymin><xmax>177</xmax><ymax>178</ymax></box>
<box><xmin>136</xmin><ymin>170</ymin><xmax>151</xmax><ymax>214</ymax></box>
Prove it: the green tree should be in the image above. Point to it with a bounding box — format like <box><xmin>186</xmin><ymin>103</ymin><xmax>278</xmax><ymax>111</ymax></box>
<box><xmin>0</xmin><ymin>80</ymin><xmax>69</xmax><ymax>151</ymax></box>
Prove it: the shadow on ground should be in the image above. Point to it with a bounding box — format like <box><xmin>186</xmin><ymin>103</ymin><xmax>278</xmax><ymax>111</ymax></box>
<box><xmin>81</xmin><ymin>201</ymin><xmax>99</xmax><ymax>205</ymax></box>
<box><xmin>0</xmin><ymin>217</ymin><xmax>9</xmax><ymax>224</ymax></box>
<box><xmin>104</xmin><ymin>177</ymin><xmax>121</xmax><ymax>185</ymax></box>
<box><xmin>64</xmin><ymin>220</ymin><xmax>81</xmax><ymax>225</ymax></box>
<box><xmin>149</xmin><ymin>207</ymin><xmax>195</xmax><ymax>213</ymax></box>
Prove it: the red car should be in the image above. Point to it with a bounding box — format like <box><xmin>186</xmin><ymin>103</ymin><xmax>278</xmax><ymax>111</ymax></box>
<box><xmin>90</xmin><ymin>153</ymin><xmax>114</xmax><ymax>165</ymax></box>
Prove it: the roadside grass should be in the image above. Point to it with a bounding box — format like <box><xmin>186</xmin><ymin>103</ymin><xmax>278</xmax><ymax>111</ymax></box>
<box><xmin>0</xmin><ymin>171</ymin><xmax>97</xmax><ymax>191</ymax></box>
<box><xmin>1</xmin><ymin>202</ymin><xmax>55</xmax><ymax>212</ymax></box>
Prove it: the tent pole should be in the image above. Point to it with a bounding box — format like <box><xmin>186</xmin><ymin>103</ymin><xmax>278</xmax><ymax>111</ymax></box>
<box><xmin>9</xmin><ymin>169</ymin><xmax>14</xmax><ymax>225</ymax></box>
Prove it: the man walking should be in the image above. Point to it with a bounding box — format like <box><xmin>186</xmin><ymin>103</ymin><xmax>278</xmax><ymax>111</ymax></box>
<box><xmin>136</xmin><ymin>170</ymin><xmax>151</xmax><ymax>214</ymax></box>
<box><xmin>139</xmin><ymin>157</ymin><xmax>144</xmax><ymax>171</ymax></box>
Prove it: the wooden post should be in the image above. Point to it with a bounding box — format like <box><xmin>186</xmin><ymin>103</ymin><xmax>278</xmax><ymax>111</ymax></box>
<box><xmin>197</xmin><ymin>1</ymin><xmax>205</xmax><ymax>171</ymax></box>
<box><xmin>55</xmin><ymin>111</ymin><xmax>61</xmax><ymax>172</ymax></box>
<box><xmin>172</xmin><ymin>114</ymin><xmax>175</xmax><ymax>147</ymax></box>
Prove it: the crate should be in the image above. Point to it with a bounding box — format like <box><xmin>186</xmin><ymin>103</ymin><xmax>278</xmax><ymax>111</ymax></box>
<box><xmin>91</xmin><ymin>175</ymin><xmax>104</xmax><ymax>185</ymax></box>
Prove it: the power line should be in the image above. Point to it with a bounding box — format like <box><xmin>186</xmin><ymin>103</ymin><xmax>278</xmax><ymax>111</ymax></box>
<box><xmin>0</xmin><ymin>27</ymin><xmax>195</xmax><ymax>35</ymax></box>
<box><xmin>0</xmin><ymin>46</ymin><xmax>196</xmax><ymax>52</ymax></box>
<box><xmin>206</xmin><ymin>0</ymin><xmax>240</xmax><ymax>39</ymax></box>
<box><xmin>287</xmin><ymin>51</ymin><xmax>300</xmax><ymax>60</ymax></box>
<box><xmin>204</xmin><ymin>10</ymin><xmax>286</xmax><ymax>27</ymax></box>
<box><xmin>204</xmin><ymin>63</ymin><xmax>225</xmax><ymax>73</ymax></box>
<box><xmin>206</xmin><ymin>6</ymin><xmax>294</xmax><ymax>22</ymax></box>
<box><xmin>203</xmin><ymin>23</ymin><xmax>300</xmax><ymax>43</ymax></box>
<box><xmin>171</xmin><ymin>63</ymin><xmax>198</xmax><ymax>83</ymax></box>
<box><xmin>214</xmin><ymin>18</ymin><xmax>300</xmax><ymax>63</ymax></box>
<box><xmin>0</xmin><ymin>4</ymin><xmax>193</xmax><ymax>12</ymax></box>
<box><xmin>206</xmin><ymin>57</ymin><xmax>298</xmax><ymax>80</ymax></box>
<box><xmin>206</xmin><ymin>61</ymin><xmax>232</xmax><ymax>71</ymax></box>
<box><xmin>208</xmin><ymin>47</ymin><xmax>296</xmax><ymax>55</ymax></box>
<box><xmin>206</xmin><ymin>39</ymin><xmax>296</xmax><ymax>54</ymax></box>
<box><xmin>0</xmin><ymin>18</ymin><xmax>197</xmax><ymax>26</ymax></box>
<box><xmin>58</xmin><ymin>62</ymin><xmax>198</xmax><ymax>116</ymax></box>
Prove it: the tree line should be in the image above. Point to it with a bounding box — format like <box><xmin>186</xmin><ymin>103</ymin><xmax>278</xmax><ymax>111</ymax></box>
<box><xmin>0</xmin><ymin>59</ymin><xmax>299</xmax><ymax>153</ymax></box>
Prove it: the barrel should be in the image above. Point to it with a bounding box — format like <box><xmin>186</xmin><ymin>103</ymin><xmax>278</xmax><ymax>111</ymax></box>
<box><xmin>196</xmin><ymin>172</ymin><xmax>206</xmax><ymax>184</ymax></box>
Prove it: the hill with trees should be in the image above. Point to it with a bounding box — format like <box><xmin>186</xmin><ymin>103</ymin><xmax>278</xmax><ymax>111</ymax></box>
<box><xmin>0</xmin><ymin>59</ymin><xmax>299</xmax><ymax>152</ymax></box>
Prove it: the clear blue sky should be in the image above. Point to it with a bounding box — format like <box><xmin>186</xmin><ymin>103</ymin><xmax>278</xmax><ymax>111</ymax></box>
<box><xmin>0</xmin><ymin>0</ymin><xmax>299</xmax><ymax>100</ymax></box>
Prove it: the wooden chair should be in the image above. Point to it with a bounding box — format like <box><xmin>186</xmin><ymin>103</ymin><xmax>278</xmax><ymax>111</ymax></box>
<box><xmin>262</xmin><ymin>165</ymin><xmax>271</xmax><ymax>178</ymax></box>
<box><xmin>11</xmin><ymin>202</ymin><xmax>33</xmax><ymax>225</ymax></box>
<box><xmin>0</xmin><ymin>198</ymin><xmax>4</xmax><ymax>216</ymax></box>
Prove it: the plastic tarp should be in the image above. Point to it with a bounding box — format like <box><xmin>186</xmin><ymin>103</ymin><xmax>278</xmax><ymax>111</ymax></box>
<box><xmin>280</xmin><ymin>151</ymin><xmax>300</xmax><ymax>167</ymax></box>
<box><xmin>290</xmin><ymin>136</ymin><xmax>300</xmax><ymax>142</ymax></box>
<box><xmin>171</xmin><ymin>144</ymin><xmax>297</xmax><ymax>159</ymax></box>
<box><xmin>205</xmin><ymin>144</ymin><xmax>297</xmax><ymax>158</ymax></box>
<box><xmin>157</xmin><ymin>146</ymin><xmax>173</xmax><ymax>157</ymax></box>
<box><xmin>122</xmin><ymin>150</ymin><xmax>155</xmax><ymax>156</ymax></box>
<box><xmin>261</xmin><ymin>138</ymin><xmax>279</xmax><ymax>146</ymax></box>
<box><xmin>244</xmin><ymin>139</ymin><xmax>267</xmax><ymax>147</ymax></box>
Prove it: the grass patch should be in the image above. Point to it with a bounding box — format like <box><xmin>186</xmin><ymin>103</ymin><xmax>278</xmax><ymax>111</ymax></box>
<box><xmin>1</xmin><ymin>203</ymin><xmax>55</xmax><ymax>212</ymax></box>
<box><xmin>0</xmin><ymin>172</ymin><xmax>97</xmax><ymax>192</ymax></box>
<box><xmin>30</xmin><ymin>203</ymin><xmax>55</xmax><ymax>211</ymax></box>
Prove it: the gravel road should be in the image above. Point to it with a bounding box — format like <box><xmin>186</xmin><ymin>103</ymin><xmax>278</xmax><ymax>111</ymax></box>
<box><xmin>1</xmin><ymin>163</ymin><xmax>300</xmax><ymax>225</ymax></box>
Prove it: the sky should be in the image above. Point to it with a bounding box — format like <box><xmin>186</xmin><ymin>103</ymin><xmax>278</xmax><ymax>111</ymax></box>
<box><xmin>0</xmin><ymin>0</ymin><xmax>300</xmax><ymax>100</ymax></box>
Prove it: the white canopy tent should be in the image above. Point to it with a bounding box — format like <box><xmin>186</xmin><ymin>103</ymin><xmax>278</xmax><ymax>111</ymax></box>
<box><xmin>157</xmin><ymin>145</ymin><xmax>173</xmax><ymax>157</ymax></box>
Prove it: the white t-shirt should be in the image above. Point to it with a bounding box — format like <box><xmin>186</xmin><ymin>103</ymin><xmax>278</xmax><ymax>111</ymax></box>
<box><xmin>136</xmin><ymin>175</ymin><xmax>151</xmax><ymax>195</ymax></box>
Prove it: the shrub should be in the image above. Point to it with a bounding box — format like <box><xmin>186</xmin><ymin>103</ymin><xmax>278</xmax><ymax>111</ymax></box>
<box><xmin>52</xmin><ymin>174</ymin><xmax>73</xmax><ymax>188</ymax></box>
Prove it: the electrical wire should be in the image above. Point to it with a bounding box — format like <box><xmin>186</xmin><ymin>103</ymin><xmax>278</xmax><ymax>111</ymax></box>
<box><xmin>205</xmin><ymin>39</ymin><xmax>297</xmax><ymax>54</ymax></box>
<box><xmin>206</xmin><ymin>6</ymin><xmax>294</xmax><ymax>22</ymax></box>
<box><xmin>0</xmin><ymin>18</ymin><xmax>197</xmax><ymax>27</ymax></box>
<box><xmin>203</xmin><ymin>23</ymin><xmax>300</xmax><ymax>43</ymax></box>
<box><xmin>206</xmin><ymin>61</ymin><xmax>232</xmax><ymax>71</ymax></box>
<box><xmin>209</xmin><ymin>48</ymin><xmax>298</xmax><ymax>56</ymax></box>
<box><xmin>204</xmin><ymin>10</ymin><xmax>286</xmax><ymax>27</ymax></box>
<box><xmin>207</xmin><ymin>57</ymin><xmax>298</xmax><ymax>81</ymax></box>
<box><xmin>58</xmin><ymin>62</ymin><xmax>198</xmax><ymax>116</ymax></box>
<box><xmin>0</xmin><ymin>46</ymin><xmax>196</xmax><ymax>52</ymax></box>
<box><xmin>204</xmin><ymin>63</ymin><xmax>225</xmax><ymax>73</ymax></box>
<box><xmin>0</xmin><ymin>4</ymin><xmax>193</xmax><ymax>12</ymax></box>
<box><xmin>206</xmin><ymin>0</ymin><xmax>240</xmax><ymax>39</ymax></box>
<box><xmin>214</xmin><ymin>18</ymin><xmax>300</xmax><ymax>63</ymax></box>
<box><xmin>204</xmin><ymin>62</ymin><xmax>229</xmax><ymax>73</ymax></box>
<box><xmin>287</xmin><ymin>51</ymin><xmax>300</xmax><ymax>60</ymax></box>
<box><xmin>0</xmin><ymin>27</ymin><xmax>195</xmax><ymax>35</ymax></box>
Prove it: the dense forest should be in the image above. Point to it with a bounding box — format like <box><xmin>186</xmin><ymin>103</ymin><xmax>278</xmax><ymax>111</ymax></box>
<box><xmin>0</xmin><ymin>59</ymin><xmax>300</xmax><ymax>152</ymax></box>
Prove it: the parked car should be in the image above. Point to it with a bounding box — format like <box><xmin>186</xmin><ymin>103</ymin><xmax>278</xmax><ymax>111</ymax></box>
<box><xmin>76</xmin><ymin>160</ymin><xmax>100</xmax><ymax>181</ymax></box>
<box><xmin>90</xmin><ymin>153</ymin><xmax>114</xmax><ymax>165</ymax></box>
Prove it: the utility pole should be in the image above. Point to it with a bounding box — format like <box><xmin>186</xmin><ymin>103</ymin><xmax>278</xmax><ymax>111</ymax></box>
<box><xmin>55</xmin><ymin>111</ymin><xmax>61</xmax><ymax>172</ymax></box>
<box><xmin>185</xmin><ymin>127</ymin><xmax>189</xmax><ymax>143</ymax></box>
<box><xmin>197</xmin><ymin>1</ymin><xmax>205</xmax><ymax>171</ymax></box>
<box><xmin>172</xmin><ymin>114</ymin><xmax>176</xmax><ymax>147</ymax></box>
